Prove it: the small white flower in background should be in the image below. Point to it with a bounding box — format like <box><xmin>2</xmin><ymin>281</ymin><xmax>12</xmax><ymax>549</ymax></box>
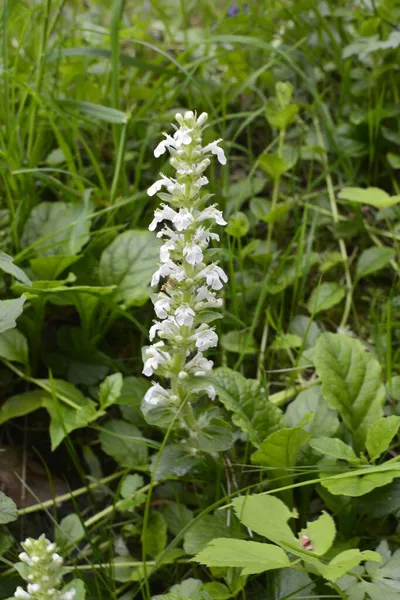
<box><xmin>142</xmin><ymin>111</ymin><xmax>227</xmax><ymax>414</ymax></box>
<box><xmin>13</xmin><ymin>535</ymin><xmax>77</xmax><ymax>600</ymax></box>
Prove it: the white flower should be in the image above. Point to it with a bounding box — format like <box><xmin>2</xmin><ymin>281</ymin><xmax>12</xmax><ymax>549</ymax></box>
<box><xmin>154</xmin><ymin>294</ymin><xmax>173</xmax><ymax>319</ymax></box>
<box><xmin>204</xmin><ymin>385</ymin><xmax>216</xmax><ymax>400</ymax></box>
<box><xmin>160</xmin><ymin>240</ymin><xmax>176</xmax><ymax>262</ymax></box>
<box><xmin>149</xmin><ymin>204</ymin><xmax>177</xmax><ymax>230</ymax></box>
<box><xmin>151</xmin><ymin>260</ymin><xmax>185</xmax><ymax>286</ymax></box>
<box><xmin>147</xmin><ymin>174</ymin><xmax>175</xmax><ymax>197</ymax></box>
<box><xmin>196</xmin><ymin>112</ymin><xmax>208</xmax><ymax>126</ymax></box>
<box><xmin>27</xmin><ymin>584</ymin><xmax>40</xmax><ymax>594</ymax></box>
<box><xmin>51</xmin><ymin>553</ymin><xmax>63</xmax><ymax>565</ymax></box>
<box><xmin>143</xmin><ymin>383</ymin><xmax>170</xmax><ymax>407</ymax></box>
<box><xmin>60</xmin><ymin>591</ymin><xmax>76</xmax><ymax>600</ymax></box>
<box><xmin>154</xmin><ymin>133</ymin><xmax>176</xmax><ymax>157</ymax></box>
<box><xmin>197</xmin><ymin>205</ymin><xmax>227</xmax><ymax>226</ymax></box>
<box><xmin>46</xmin><ymin>542</ymin><xmax>56</xmax><ymax>553</ymax></box>
<box><xmin>197</xmin><ymin>264</ymin><xmax>228</xmax><ymax>290</ymax></box>
<box><xmin>202</xmin><ymin>139</ymin><xmax>227</xmax><ymax>165</ymax></box>
<box><xmin>173</xmin><ymin>208</ymin><xmax>194</xmax><ymax>231</ymax></box>
<box><xmin>173</xmin><ymin>126</ymin><xmax>192</xmax><ymax>147</ymax></box>
<box><xmin>142</xmin><ymin>342</ymin><xmax>170</xmax><ymax>377</ymax></box>
<box><xmin>14</xmin><ymin>587</ymin><xmax>31</xmax><ymax>599</ymax></box>
<box><xmin>186</xmin><ymin>352</ymin><xmax>214</xmax><ymax>376</ymax></box>
<box><xmin>193</xmin><ymin>227</ymin><xmax>219</xmax><ymax>245</ymax></box>
<box><xmin>183</xmin><ymin>242</ymin><xmax>203</xmax><ymax>265</ymax></box>
<box><xmin>149</xmin><ymin>318</ymin><xmax>180</xmax><ymax>341</ymax></box>
<box><xmin>18</xmin><ymin>552</ymin><xmax>31</xmax><ymax>565</ymax></box>
<box><xmin>191</xmin><ymin>325</ymin><xmax>218</xmax><ymax>351</ymax></box>
<box><xmin>175</xmin><ymin>304</ymin><xmax>195</xmax><ymax>327</ymax></box>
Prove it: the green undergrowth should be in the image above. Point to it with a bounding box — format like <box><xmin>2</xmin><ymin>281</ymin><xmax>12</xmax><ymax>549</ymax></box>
<box><xmin>0</xmin><ymin>0</ymin><xmax>400</xmax><ymax>599</ymax></box>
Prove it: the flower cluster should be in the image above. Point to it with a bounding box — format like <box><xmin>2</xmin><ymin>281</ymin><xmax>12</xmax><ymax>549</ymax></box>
<box><xmin>13</xmin><ymin>535</ymin><xmax>75</xmax><ymax>600</ymax></box>
<box><xmin>142</xmin><ymin>111</ymin><xmax>227</xmax><ymax>415</ymax></box>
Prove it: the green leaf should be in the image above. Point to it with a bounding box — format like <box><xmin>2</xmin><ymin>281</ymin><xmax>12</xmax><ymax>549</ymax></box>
<box><xmin>225</xmin><ymin>212</ymin><xmax>249</xmax><ymax>237</ymax></box>
<box><xmin>338</xmin><ymin>187</ymin><xmax>400</xmax><ymax>208</ymax></box>
<box><xmin>300</xmin><ymin>512</ymin><xmax>336</xmax><ymax>556</ymax></box>
<box><xmin>30</xmin><ymin>255</ymin><xmax>80</xmax><ymax>280</ymax></box>
<box><xmin>56</xmin><ymin>514</ymin><xmax>85</xmax><ymax>549</ymax></box>
<box><xmin>193</xmin><ymin>416</ymin><xmax>233</xmax><ymax>452</ymax></box>
<box><xmin>320</xmin><ymin>461</ymin><xmax>400</xmax><ymax>496</ymax></box>
<box><xmin>233</xmin><ymin>495</ymin><xmax>298</xmax><ymax>545</ymax></box>
<box><xmin>61</xmin><ymin>580</ymin><xmax>86</xmax><ymax>600</ymax></box>
<box><xmin>220</xmin><ymin>330</ymin><xmax>257</xmax><ymax>354</ymax></box>
<box><xmin>99</xmin><ymin>230</ymin><xmax>161</xmax><ymax>307</ymax></box>
<box><xmin>265</xmin><ymin>101</ymin><xmax>298</xmax><ymax>129</ymax></box>
<box><xmin>319</xmin><ymin>251</ymin><xmax>344</xmax><ymax>274</ymax></box>
<box><xmin>251</xmin><ymin>427</ymin><xmax>310</xmax><ymax>467</ymax></box>
<box><xmin>0</xmin><ymin>492</ymin><xmax>18</xmax><ymax>524</ymax></box>
<box><xmin>0</xmin><ymin>251</ymin><xmax>31</xmax><ymax>285</ymax></box>
<box><xmin>99</xmin><ymin>419</ymin><xmax>148</xmax><ymax>467</ymax></box>
<box><xmin>271</xmin><ymin>333</ymin><xmax>302</xmax><ymax>350</ymax></box>
<box><xmin>203</xmin><ymin>582</ymin><xmax>231</xmax><ymax>600</ymax></box>
<box><xmin>183</xmin><ymin>512</ymin><xmax>243</xmax><ymax>555</ymax></box>
<box><xmin>317</xmin><ymin>549</ymin><xmax>381</xmax><ymax>582</ymax></box>
<box><xmin>366</xmin><ymin>416</ymin><xmax>400</xmax><ymax>461</ymax></box>
<box><xmin>99</xmin><ymin>373</ymin><xmax>123</xmax><ymax>410</ymax></box>
<box><xmin>310</xmin><ymin>437</ymin><xmax>360</xmax><ymax>464</ymax></box>
<box><xmin>45</xmin><ymin>148</ymin><xmax>65</xmax><ymax>165</ymax></box>
<box><xmin>194</xmin><ymin>539</ymin><xmax>289</xmax><ymax>575</ymax></box>
<box><xmin>0</xmin><ymin>390</ymin><xmax>45</xmax><ymax>424</ymax></box>
<box><xmin>258</xmin><ymin>154</ymin><xmax>287</xmax><ymax>180</ymax></box>
<box><xmin>152</xmin><ymin>444</ymin><xmax>198</xmax><ymax>481</ymax></box>
<box><xmin>58</xmin><ymin>99</ymin><xmax>128</xmax><ymax>124</ymax></box>
<box><xmin>120</xmin><ymin>474</ymin><xmax>144</xmax><ymax>499</ymax></box>
<box><xmin>314</xmin><ymin>333</ymin><xmax>385</xmax><ymax>449</ymax></box>
<box><xmin>161</xmin><ymin>504</ymin><xmax>193</xmax><ymax>536</ymax></box>
<box><xmin>356</xmin><ymin>247</ymin><xmax>395</xmax><ymax>279</ymax></box>
<box><xmin>285</xmin><ymin>386</ymin><xmax>339</xmax><ymax>438</ymax></box>
<box><xmin>276</xmin><ymin>81</ymin><xmax>293</xmax><ymax>108</ymax></box>
<box><xmin>44</xmin><ymin>393</ymin><xmax>97</xmax><ymax>451</ymax></box>
<box><xmin>21</xmin><ymin>201</ymin><xmax>92</xmax><ymax>257</ymax></box>
<box><xmin>141</xmin><ymin>511</ymin><xmax>167</xmax><ymax>557</ymax></box>
<box><xmin>261</xmin><ymin>201</ymin><xmax>293</xmax><ymax>224</ymax></box>
<box><xmin>0</xmin><ymin>329</ymin><xmax>28</xmax><ymax>366</ymax></box>
<box><xmin>307</xmin><ymin>282</ymin><xmax>345</xmax><ymax>314</ymax></box>
<box><xmin>0</xmin><ymin>296</ymin><xmax>26</xmax><ymax>334</ymax></box>
<box><xmin>198</xmin><ymin>367</ymin><xmax>284</xmax><ymax>447</ymax></box>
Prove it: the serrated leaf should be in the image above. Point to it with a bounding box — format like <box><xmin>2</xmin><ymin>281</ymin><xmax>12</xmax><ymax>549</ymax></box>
<box><xmin>251</xmin><ymin>427</ymin><xmax>310</xmax><ymax>467</ymax></box>
<box><xmin>195</xmin><ymin>367</ymin><xmax>284</xmax><ymax>447</ymax></box>
<box><xmin>99</xmin><ymin>230</ymin><xmax>161</xmax><ymax>307</ymax></box>
<box><xmin>300</xmin><ymin>512</ymin><xmax>336</xmax><ymax>556</ymax></box>
<box><xmin>307</xmin><ymin>282</ymin><xmax>345</xmax><ymax>314</ymax></box>
<box><xmin>366</xmin><ymin>416</ymin><xmax>400</xmax><ymax>461</ymax></box>
<box><xmin>193</xmin><ymin>417</ymin><xmax>233</xmax><ymax>452</ymax></box>
<box><xmin>320</xmin><ymin>461</ymin><xmax>400</xmax><ymax>496</ymax></box>
<box><xmin>0</xmin><ymin>492</ymin><xmax>18</xmax><ymax>524</ymax></box>
<box><xmin>161</xmin><ymin>504</ymin><xmax>193</xmax><ymax>537</ymax></box>
<box><xmin>356</xmin><ymin>247</ymin><xmax>395</xmax><ymax>279</ymax></box>
<box><xmin>142</xmin><ymin>511</ymin><xmax>167</xmax><ymax>557</ymax></box>
<box><xmin>338</xmin><ymin>187</ymin><xmax>400</xmax><ymax>208</ymax></box>
<box><xmin>0</xmin><ymin>295</ymin><xmax>26</xmax><ymax>334</ymax></box>
<box><xmin>0</xmin><ymin>329</ymin><xmax>28</xmax><ymax>365</ymax></box>
<box><xmin>152</xmin><ymin>444</ymin><xmax>197</xmax><ymax>481</ymax></box>
<box><xmin>120</xmin><ymin>474</ymin><xmax>144</xmax><ymax>498</ymax></box>
<box><xmin>194</xmin><ymin>539</ymin><xmax>289</xmax><ymax>575</ymax></box>
<box><xmin>233</xmin><ymin>495</ymin><xmax>298</xmax><ymax>545</ymax></box>
<box><xmin>0</xmin><ymin>251</ymin><xmax>31</xmax><ymax>285</ymax></box>
<box><xmin>56</xmin><ymin>514</ymin><xmax>85</xmax><ymax>549</ymax></box>
<box><xmin>314</xmin><ymin>333</ymin><xmax>385</xmax><ymax>450</ymax></box>
<box><xmin>21</xmin><ymin>201</ymin><xmax>92</xmax><ymax>257</ymax></box>
<box><xmin>99</xmin><ymin>419</ymin><xmax>148</xmax><ymax>467</ymax></box>
<box><xmin>310</xmin><ymin>437</ymin><xmax>360</xmax><ymax>464</ymax></box>
<box><xmin>99</xmin><ymin>373</ymin><xmax>123</xmax><ymax>410</ymax></box>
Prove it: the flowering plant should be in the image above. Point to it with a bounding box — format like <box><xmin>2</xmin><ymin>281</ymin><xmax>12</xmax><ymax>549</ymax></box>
<box><xmin>141</xmin><ymin>111</ymin><xmax>231</xmax><ymax>462</ymax></box>
<box><xmin>10</xmin><ymin>535</ymin><xmax>78</xmax><ymax>600</ymax></box>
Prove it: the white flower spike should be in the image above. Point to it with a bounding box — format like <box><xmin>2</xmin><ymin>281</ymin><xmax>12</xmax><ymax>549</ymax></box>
<box><xmin>142</xmin><ymin>111</ymin><xmax>227</xmax><ymax>417</ymax></box>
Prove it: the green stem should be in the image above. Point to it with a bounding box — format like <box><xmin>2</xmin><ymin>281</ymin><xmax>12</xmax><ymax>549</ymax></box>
<box><xmin>266</xmin><ymin>128</ymin><xmax>286</xmax><ymax>253</ymax></box>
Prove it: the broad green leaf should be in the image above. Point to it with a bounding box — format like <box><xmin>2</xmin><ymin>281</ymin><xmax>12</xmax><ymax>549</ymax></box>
<box><xmin>152</xmin><ymin>444</ymin><xmax>197</xmax><ymax>481</ymax></box>
<box><xmin>193</xmin><ymin>417</ymin><xmax>233</xmax><ymax>452</ymax></box>
<box><xmin>314</xmin><ymin>333</ymin><xmax>385</xmax><ymax>449</ymax></box>
<box><xmin>233</xmin><ymin>495</ymin><xmax>298</xmax><ymax>545</ymax></box>
<box><xmin>58</xmin><ymin>99</ymin><xmax>128</xmax><ymax>124</ymax></box>
<box><xmin>195</xmin><ymin>367</ymin><xmax>284</xmax><ymax>447</ymax></box>
<box><xmin>203</xmin><ymin>582</ymin><xmax>231</xmax><ymax>600</ymax></box>
<box><xmin>366</xmin><ymin>416</ymin><xmax>400</xmax><ymax>461</ymax></box>
<box><xmin>44</xmin><ymin>394</ymin><xmax>97</xmax><ymax>451</ymax></box>
<box><xmin>0</xmin><ymin>295</ymin><xmax>26</xmax><ymax>334</ymax></box>
<box><xmin>161</xmin><ymin>504</ymin><xmax>194</xmax><ymax>536</ymax></box>
<box><xmin>183</xmin><ymin>511</ymin><xmax>243</xmax><ymax>555</ymax></box>
<box><xmin>225</xmin><ymin>212</ymin><xmax>249</xmax><ymax>237</ymax></box>
<box><xmin>21</xmin><ymin>201</ymin><xmax>92</xmax><ymax>257</ymax></box>
<box><xmin>194</xmin><ymin>539</ymin><xmax>290</xmax><ymax>575</ymax></box>
<box><xmin>316</xmin><ymin>549</ymin><xmax>380</xmax><ymax>582</ymax></box>
<box><xmin>285</xmin><ymin>386</ymin><xmax>339</xmax><ymax>438</ymax></box>
<box><xmin>338</xmin><ymin>187</ymin><xmax>400</xmax><ymax>208</ymax></box>
<box><xmin>99</xmin><ymin>419</ymin><xmax>148</xmax><ymax>467</ymax></box>
<box><xmin>61</xmin><ymin>580</ymin><xmax>85</xmax><ymax>600</ymax></box>
<box><xmin>319</xmin><ymin>251</ymin><xmax>344</xmax><ymax>273</ymax></box>
<box><xmin>0</xmin><ymin>492</ymin><xmax>18</xmax><ymax>524</ymax></box>
<box><xmin>99</xmin><ymin>230</ymin><xmax>161</xmax><ymax>307</ymax></box>
<box><xmin>261</xmin><ymin>201</ymin><xmax>293</xmax><ymax>224</ymax></box>
<box><xmin>271</xmin><ymin>333</ymin><xmax>302</xmax><ymax>350</ymax></box>
<box><xmin>30</xmin><ymin>255</ymin><xmax>80</xmax><ymax>280</ymax></box>
<box><xmin>45</xmin><ymin>148</ymin><xmax>65</xmax><ymax>165</ymax></box>
<box><xmin>141</xmin><ymin>511</ymin><xmax>167</xmax><ymax>557</ymax></box>
<box><xmin>356</xmin><ymin>247</ymin><xmax>395</xmax><ymax>279</ymax></box>
<box><xmin>258</xmin><ymin>154</ymin><xmax>287</xmax><ymax>180</ymax></box>
<box><xmin>99</xmin><ymin>373</ymin><xmax>123</xmax><ymax>410</ymax></box>
<box><xmin>56</xmin><ymin>514</ymin><xmax>85</xmax><ymax>549</ymax></box>
<box><xmin>276</xmin><ymin>81</ymin><xmax>293</xmax><ymax>108</ymax></box>
<box><xmin>0</xmin><ymin>329</ymin><xmax>28</xmax><ymax>366</ymax></box>
<box><xmin>320</xmin><ymin>461</ymin><xmax>400</xmax><ymax>496</ymax></box>
<box><xmin>220</xmin><ymin>330</ymin><xmax>257</xmax><ymax>354</ymax></box>
<box><xmin>310</xmin><ymin>437</ymin><xmax>360</xmax><ymax>464</ymax></box>
<box><xmin>300</xmin><ymin>512</ymin><xmax>336</xmax><ymax>556</ymax></box>
<box><xmin>288</xmin><ymin>315</ymin><xmax>322</xmax><ymax>349</ymax></box>
<box><xmin>307</xmin><ymin>282</ymin><xmax>345</xmax><ymax>314</ymax></box>
<box><xmin>268</xmin><ymin>253</ymin><xmax>320</xmax><ymax>295</ymax></box>
<box><xmin>0</xmin><ymin>390</ymin><xmax>45</xmax><ymax>424</ymax></box>
<box><xmin>275</xmin><ymin>569</ymin><xmax>315</xmax><ymax>599</ymax></box>
<box><xmin>154</xmin><ymin>578</ymin><xmax>205</xmax><ymax>600</ymax></box>
<box><xmin>265</xmin><ymin>101</ymin><xmax>298</xmax><ymax>129</ymax></box>
<box><xmin>0</xmin><ymin>251</ymin><xmax>31</xmax><ymax>285</ymax></box>
<box><xmin>252</xmin><ymin>427</ymin><xmax>310</xmax><ymax>467</ymax></box>
<box><xmin>120</xmin><ymin>474</ymin><xmax>144</xmax><ymax>498</ymax></box>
